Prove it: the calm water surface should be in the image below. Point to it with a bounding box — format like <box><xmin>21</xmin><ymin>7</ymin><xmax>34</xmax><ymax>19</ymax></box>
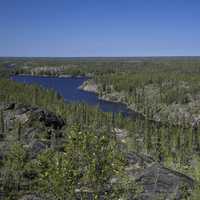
<box><xmin>12</xmin><ymin>75</ymin><xmax>135</xmax><ymax>116</ymax></box>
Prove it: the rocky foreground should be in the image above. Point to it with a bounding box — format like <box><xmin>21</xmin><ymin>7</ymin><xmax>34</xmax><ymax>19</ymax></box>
<box><xmin>0</xmin><ymin>102</ymin><xmax>195</xmax><ymax>199</ymax></box>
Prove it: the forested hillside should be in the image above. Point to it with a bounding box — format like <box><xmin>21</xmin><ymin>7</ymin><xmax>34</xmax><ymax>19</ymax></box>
<box><xmin>1</xmin><ymin>58</ymin><xmax>200</xmax><ymax>199</ymax></box>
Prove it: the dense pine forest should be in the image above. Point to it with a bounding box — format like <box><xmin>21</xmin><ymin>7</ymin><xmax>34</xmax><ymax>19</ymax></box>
<box><xmin>1</xmin><ymin>57</ymin><xmax>200</xmax><ymax>199</ymax></box>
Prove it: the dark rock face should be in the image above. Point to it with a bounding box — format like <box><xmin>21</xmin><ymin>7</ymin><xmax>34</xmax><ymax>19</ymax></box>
<box><xmin>33</xmin><ymin>109</ymin><xmax>65</xmax><ymax>129</ymax></box>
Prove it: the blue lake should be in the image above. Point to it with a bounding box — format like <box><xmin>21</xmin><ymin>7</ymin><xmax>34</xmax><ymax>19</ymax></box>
<box><xmin>11</xmin><ymin>75</ymin><xmax>136</xmax><ymax>116</ymax></box>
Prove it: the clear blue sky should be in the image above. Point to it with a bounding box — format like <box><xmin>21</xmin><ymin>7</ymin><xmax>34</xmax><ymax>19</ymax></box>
<box><xmin>0</xmin><ymin>0</ymin><xmax>200</xmax><ymax>57</ymax></box>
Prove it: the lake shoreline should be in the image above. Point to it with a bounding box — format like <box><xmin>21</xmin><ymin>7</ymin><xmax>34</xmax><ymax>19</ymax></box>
<box><xmin>12</xmin><ymin>74</ymin><xmax>195</xmax><ymax>128</ymax></box>
<box><xmin>13</xmin><ymin>74</ymin><xmax>134</xmax><ymax>111</ymax></box>
<box><xmin>11</xmin><ymin>74</ymin><xmax>168</xmax><ymax>125</ymax></box>
<box><xmin>14</xmin><ymin>73</ymin><xmax>90</xmax><ymax>79</ymax></box>
<box><xmin>78</xmin><ymin>79</ymin><xmax>183</xmax><ymax>128</ymax></box>
<box><xmin>11</xmin><ymin>75</ymin><xmax>136</xmax><ymax>115</ymax></box>
<box><xmin>78</xmin><ymin>79</ymin><xmax>147</xmax><ymax>119</ymax></box>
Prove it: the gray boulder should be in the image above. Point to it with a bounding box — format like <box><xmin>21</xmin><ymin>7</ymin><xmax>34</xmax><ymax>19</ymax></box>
<box><xmin>136</xmin><ymin>163</ymin><xmax>194</xmax><ymax>200</ymax></box>
<box><xmin>125</xmin><ymin>152</ymin><xmax>194</xmax><ymax>199</ymax></box>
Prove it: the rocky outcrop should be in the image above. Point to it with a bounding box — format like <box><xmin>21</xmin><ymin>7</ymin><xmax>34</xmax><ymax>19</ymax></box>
<box><xmin>29</xmin><ymin>108</ymin><xmax>65</xmax><ymax>129</ymax></box>
<box><xmin>0</xmin><ymin>101</ymin><xmax>196</xmax><ymax>199</ymax></box>
<box><xmin>126</xmin><ymin>152</ymin><xmax>194</xmax><ymax>200</ymax></box>
<box><xmin>0</xmin><ymin>102</ymin><xmax>65</xmax><ymax>130</ymax></box>
<box><xmin>78</xmin><ymin>79</ymin><xmax>98</xmax><ymax>93</ymax></box>
<box><xmin>0</xmin><ymin>102</ymin><xmax>65</xmax><ymax>161</ymax></box>
<box><xmin>136</xmin><ymin>163</ymin><xmax>194</xmax><ymax>199</ymax></box>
